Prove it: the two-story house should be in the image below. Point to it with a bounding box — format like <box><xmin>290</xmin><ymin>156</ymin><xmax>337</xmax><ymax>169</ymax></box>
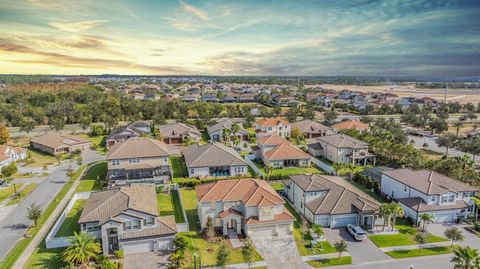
<box><xmin>307</xmin><ymin>134</ymin><xmax>375</xmax><ymax>165</ymax></box>
<box><xmin>207</xmin><ymin>119</ymin><xmax>249</xmax><ymax>142</ymax></box>
<box><xmin>106</xmin><ymin>120</ymin><xmax>152</xmax><ymax>148</ymax></box>
<box><xmin>106</xmin><ymin>137</ymin><xmax>171</xmax><ymax>185</ymax></box>
<box><xmin>0</xmin><ymin>145</ymin><xmax>27</xmax><ymax>168</ymax></box>
<box><xmin>158</xmin><ymin>122</ymin><xmax>201</xmax><ymax>144</ymax></box>
<box><xmin>381</xmin><ymin>168</ymin><xmax>478</xmax><ymax>223</ymax></box>
<box><xmin>183</xmin><ymin>142</ymin><xmax>248</xmax><ymax>178</ymax></box>
<box><xmin>256</xmin><ymin>135</ymin><xmax>312</xmax><ymax>168</ymax></box>
<box><xmin>255</xmin><ymin>117</ymin><xmax>291</xmax><ymax>138</ymax></box>
<box><xmin>195</xmin><ymin>178</ymin><xmax>294</xmax><ymax>237</ymax></box>
<box><xmin>291</xmin><ymin>119</ymin><xmax>336</xmax><ymax>139</ymax></box>
<box><xmin>284</xmin><ymin>174</ymin><xmax>380</xmax><ymax>228</ymax></box>
<box><xmin>78</xmin><ymin>184</ymin><xmax>176</xmax><ymax>255</ymax></box>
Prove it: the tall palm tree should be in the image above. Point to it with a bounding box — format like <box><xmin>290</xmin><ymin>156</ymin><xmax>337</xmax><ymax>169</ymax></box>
<box><xmin>379</xmin><ymin>203</ymin><xmax>392</xmax><ymax>231</ymax></box>
<box><xmin>388</xmin><ymin>202</ymin><xmax>404</xmax><ymax>231</ymax></box>
<box><xmin>451</xmin><ymin>246</ymin><xmax>480</xmax><ymax>269</ymax></box>
<box><xmin>61</xmin><ymin>232</ymin><xmax>101</xmax><ymax>267</ymax></box>
<box><xmin>222</xmin><ymin>128</ymin><xmax>231</xmax><ymax>142</ymax></box>
<box><xmin>453</xmin><ymin>121</ymin><xmax>464</xmax><ymax>137</ymax></box>
<box><xmin>419</xmin><ymin>213</ymin><xmax>434</xmax><ymax>232</ymax></box>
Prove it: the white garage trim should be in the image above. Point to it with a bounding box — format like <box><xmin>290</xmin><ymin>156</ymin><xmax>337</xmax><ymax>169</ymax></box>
<box><xmin>432</xmin><ymin>211</ymin><xmax>456</xmax><ymax>223</ymax></box>
<box><xmin>331</xmin><ymin>214</ymin><xmax>358</xmax><ymax>228</ymax></box>
<box><xmin>315</xmin><ymin>216</ymin><xmax>330</xmax><ymax>227</ymax></box>
<box><xmin>122</xmin><ymin>240</ymin><xmax>154</xmax><ymax>254</ymax></box>
<box><xmin>250</xmin><ymin>226</ymin><xmax>275</xmax><ymax>238</ymax></box>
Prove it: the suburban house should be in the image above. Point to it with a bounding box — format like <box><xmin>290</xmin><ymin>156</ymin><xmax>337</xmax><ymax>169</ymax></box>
<box><xmin>331</xmin><ymin>119</ymin><xmax>369</xmax><ymax>132</ymax></box>
<box><xmin>78</xmin><ymin>184</ymin><xmax>176</xmax><ymax>255</ymax></box>
<box><xmin>183</xmin><ymin>142</ymin><xmax>248</xmax><ymax>178</ymax></box>
<box><xmin>158</xmin><ymin>123</ymin><xmax>201</xmax><ymax>144</ymax></box>
<box><xmin>284</xmin><ymin>174</ymin><xmax>381</xmax><ymax>228</ymax></box>
<box><xmin>207</xmin><ymin>119</ymin><xmax>249</xmax><ymax>142</ymax></box>
<box><xmin>106</xmin><ymin>120</ymin><xmax>152</xmax><ymax>148</ymax></box>
<box><xmin>255</xmin><ymin>117</ymin><xmax>291</xmax><ymax>138</ymax></box>
<box><xmin>291</xmin><ymin>119</ymin><xmax>336</xmax><ymax>139</ymax></box>
<box><xmin>30</xmin><ymin>132</ymin><xmax>91</xmax><ymax>155</ymax></box>
<box><xmin>380</xmin><ymin>168</ymin><xmax>478</xmax><ymax>223</ymax></box>
<box><xmin>0</xmin><ymin>146</ymin><xmax>27</xmax><ymax>168</ymax></box>
<box><xmin>106</xmin><ymin>137</ymin><xmax>171</xmax><ymax>185</ymax></box>
<box><xmin>195</xmin><ymin>178</ymin><xmax>295</xmax><ymax>237</ymax></box>
<box><xmin>307</xmin><ymin>134</ymin><xmax>375</xmax><ymax>165</ymax></box>
<box><xmin>256</xmin><ymin>135</ymin><xmax>312</xmax><ymax>168</ymax></box>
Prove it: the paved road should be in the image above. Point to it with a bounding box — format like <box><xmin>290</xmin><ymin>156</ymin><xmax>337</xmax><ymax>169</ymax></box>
<box><xmin>0</xmin><ymin>150</ymin><xmax>104</xmax><ymax>261</ymax></box>
<box><xmin>408</xmin><ymin>135</ymin><xmax>479</xmax><ymax>164</ymax></box>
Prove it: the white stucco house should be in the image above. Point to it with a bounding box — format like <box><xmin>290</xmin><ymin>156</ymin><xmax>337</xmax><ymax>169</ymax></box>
<box><xmin>255</xmin><ymin>117</ymin><xmax>291</xmax><ymax>138</ymax></box>
<box><xmin>0</xmin><ymin>145</ymin><xmax>27</xmax><ymax>168</ymax></box>
<box><xmin>381</xmin><ymin>168</ymin><xmax>478</xmax><ymax>223</ymax></box>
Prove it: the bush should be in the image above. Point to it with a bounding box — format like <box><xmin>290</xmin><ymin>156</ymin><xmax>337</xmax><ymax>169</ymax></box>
<box><xmin>100</xmin><ymin>259</ymin><xmax>118</xmax><ymax>269</ymax></box>
<box><xmin>474</xmin><ymin>221</ymin><xmax>480</xmax><ymax>232</ymax></box>
<box><xmin>114</xmin><ymin>250</ymin><xmax>124</xmax><ymax>259</ymax></box>
<box><xmin>95</xmin><ymin>254</ymin><xmax>107</xmax><ymax>264</ymax></box>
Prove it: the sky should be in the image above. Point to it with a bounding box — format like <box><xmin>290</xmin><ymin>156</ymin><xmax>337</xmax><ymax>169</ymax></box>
<box><xmin>0</xmin><ymin>0</ymin><xmax>479</xmax><ymax>76</ymax></box>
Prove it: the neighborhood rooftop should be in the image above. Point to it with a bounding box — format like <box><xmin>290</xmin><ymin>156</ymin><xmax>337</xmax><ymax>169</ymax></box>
<box><xmin>183</xmin><ymin>142</ymin><xmax>247</xmax><ymax>167</ymax></box>
<box><xmin>30</xmin><ymin>132</ymin><xmax>90</xmax><ymax>149</ymax></box>
<box><xmin>106</xmin><ymin>137</ymin><xmax>170</xmax><ymax>160</ymax></box>
<box><xmin>316</xmin><ymin>134</ymin><xmax>369</xmax><ymax>149</ymax></box>
<box><xmin>255</xmin><ymin>117</ymin><xmax>289</xmax><ymax>126</ymax></box>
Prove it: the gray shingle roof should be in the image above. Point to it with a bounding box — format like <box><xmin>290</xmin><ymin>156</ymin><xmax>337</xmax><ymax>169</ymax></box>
<box><xmin>291</xmin><ymin>120</ymin><xmax>334</xmax><ymax>134</ymax></box>
<box><xmin>107</xmin><ymin>137</ymin><xmax>170</xmax><ymax>160</ymax></box>
<box><xmin>159</xmin><ymin>123</ymin><xmax>201</xmax><ymax>139</ymax></box>
<box><xmin>398</xmin><ymin>197</ymin><xmax>468</xmax><ymax>212</ymax></box>
<box><xmin>316</xmin><ymin>134</ymin><xmax>369</xmax><ymax>149</ymax></box>
<box><xmin>207</xmin><ymin>119</ymin><xmax>248</xmax><ymax>136</ymax></box>
<box><xmin>183</xmin><ymin>142</ymin><xmax>247</xmax><ymax>168</ymax></box>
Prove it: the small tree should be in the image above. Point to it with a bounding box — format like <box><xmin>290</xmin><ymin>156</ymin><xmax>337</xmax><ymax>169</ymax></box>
<box><xmin>389</xmin><ymin>202</ymin><xmax>404</xmax><ymax>231</ymax></box>
<box><xmin>334</xmin><ymin>240</ymin><xmax>348</xmax><ymax>258</ymax></box>
<box><xmin>1</xmin><ymin>162</ymin><xmax>17</xmax><ymax>178</ymax></box>
<box><xmin>55</xmin><ymin>154</ymin><xmax>62</xmax><ymax>164</ymax></box>
<box><xmin>62</xmin><ymin>232</ymin><xmax>101</xmax><ymax>267</ymax></box>
<box><xmin>444</xmin><ymin>227</ymin><xmax>464</xmax><ymax>247</ymax></box>
<box><xmin>419</xmin><ymin>213</ymin><xmax>434</xmax><ymax>232</ymax></box>
<box><xmin>414</xmin><ymin>232</ymin><xmax>427</xmax><ymax>252</ymax></box>
<box><xmin>0</xmin><ymin>124</ymin><xmax>9</xmax><ymax>144</ymax></box>
<box><xmin>27</xmin><ymin>203</ymin><xmax>42</xmax><ymax>227</ymax></box>
<box><xmin>205</xmin><ymin>216</ymin><xmax>215</xmax><ymax>240</ymax></box>
<box><xmin>312</xmin><ymin>224</ymin><xmax>323</xmax><ymax>237</ymax></box>
<box><xmin>241</xmin><ymin>237</ymin><xmax>254</xmax><ymax>268</ymax></box>
<box><xmin>76</xmin><ymin>156</ymin><xmax>83</xmax><ymax>166</ymax></box>
<box><xmin>216</xmin><ymin>242</ymin><xmax>229</xmax><ymax>268</ymax></box>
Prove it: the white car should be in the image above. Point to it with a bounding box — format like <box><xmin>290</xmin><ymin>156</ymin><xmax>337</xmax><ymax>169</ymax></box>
<box><xmin>346</xmin><ymin>224</ymin><xmax>367</xmax><ymax>241</ymax></box>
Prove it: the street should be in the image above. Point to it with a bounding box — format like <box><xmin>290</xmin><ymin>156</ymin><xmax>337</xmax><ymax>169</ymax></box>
<box><xmin>0</xmin><ymin>150</ymin><xmax>104</xmax><ymax>261</ymax></box>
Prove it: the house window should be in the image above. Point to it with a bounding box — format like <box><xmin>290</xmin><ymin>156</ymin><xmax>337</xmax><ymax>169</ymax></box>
<box><xmin>125</xmin><ymin>220</ymin><xmax>140</xmax><ymax>231</ymax></box>
<box><xmin>145</xmin><ymin>218</ymin><xmax>155</xmax><ymax>226</ymax></box>
<box><xmin>431</xmin><ymin>196</ymin><xmax>436</xmax><ymax>202</ymax></box>
<box><xmin>404</xmin><ymin>185</ymin><xmax>407</xmax><ymax>192</ymax></box>
<box><xmin>111</xmin><ymin>160</ymin><xmax>120</xmax><ymax>165</ymax></box>
<box><xmin>85</xmin><ymin>223</ymin><xmax>99</xmax><ymax>232</ymax></box>
<box><xmin>190</xmin><ymin>169</ymin><xmax>194</xmax><ymax>174</ymax></box>
<box><xmin>391</xmin><ymin>191</ymin><xmax>394</xmax><ymax>198</ymax></box>
<box><xmin>300</xmin><ymin>202</ymin><xmax>303</xmax><ymax>208</ymax></box>
<box><xmin>211</xmin><ymin>202</ymin><xmax>217</xmax><ymax>210</ymax></box>
<box><xmin>463</xmin><ymin>192</ymin><xmax>474</xmax><ymax>198</ymax></box>
<box><xmin>448</xmin><ymin>195</ymin><xmax>455</xmax><ymax>203</ymax></box>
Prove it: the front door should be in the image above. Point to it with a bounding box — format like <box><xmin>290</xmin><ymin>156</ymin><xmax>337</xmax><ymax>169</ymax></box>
<box><xmin>228</xmin><ymin>219</ymin><xmax>236</xmax><ymax>229</ymax></box>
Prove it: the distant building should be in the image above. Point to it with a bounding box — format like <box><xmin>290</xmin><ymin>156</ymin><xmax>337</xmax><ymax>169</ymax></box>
<box><xmin>106</xmin><ymin>120</ymin><xmax>152</xmax><ymax>148</ymax></box>
<box><xmin>158</xmin><ymin>123</ymin><xmax>201</xmax><ymax>144</ymax></box>
<box><xmin>30</xmin><ymin>133</ymin><xmax>91</xmax><ymax>155</ymax></box>
<box><xmin>0</xmin><ymin>146</ymin><xmax>27</xmax><ymax>168</ymax></box>
<box><xmin>331</xmin><ymin>119</ymin><xmax>369</xmax><ymax>132</ymax></box>
<box><xmin>291</xmin><ymin>119</ymin><xmax>336</xmax><ymax>139</ymax></box>
<box><xmin>255</xmin><ymin>117</ymin><xmax>291</xmax><ymax>138</ymax></box>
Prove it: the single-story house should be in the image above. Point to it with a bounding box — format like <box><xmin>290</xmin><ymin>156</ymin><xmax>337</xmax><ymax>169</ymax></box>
<box><xmin>0</xmin><ymin>145</ymin><xmax>27</xmax><ymax>168</ymax></box>
<box><xmin>291</xmin><ymin>119</ymin><xmax>336</xmax><ymax>139</ymax></box>
<box><xmin>207</xmin><ymin>119</ymin><xmax>249</xmax><ymax>142</ymax></box>
<box><xmin>158</xmin><ymin>123</ymin><xmax>201</xmax><ymax>144</ymax></box>
<box><xmin>30</xmin><ymin>132</ymin><xmax>91</xmax><ymax>155</ymax></box>
<box><xmin>331</xmin><ymin>119</ymin><xmax>369</xmax><ymax>132</ymax></box>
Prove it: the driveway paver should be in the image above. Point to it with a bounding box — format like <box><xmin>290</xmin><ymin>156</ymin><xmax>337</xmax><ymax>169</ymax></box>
<box><xmin>323</xmin><ymin>228</ymin><xmax>391</xmax><ymax>264</ymax></box>
<box><xmin>124</xmin><ymin>250</ymin><xmax>171</xmax><ymax>269</ymax></box>
<box><xmin>252</xmin><ymin>235</ymin><xmax>311</xmax><ymax>269</ymax></box>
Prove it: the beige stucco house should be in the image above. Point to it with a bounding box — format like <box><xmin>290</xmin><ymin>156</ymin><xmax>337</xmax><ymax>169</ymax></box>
<box><xmin>308</xmin><ymin>134</ymin><xmax>375</xmax><ymax>165</ymax></box>
<box><xmin>30</xmin><ymin>132</ymin><xmax>91</xmax><ymax>155</ymax></box>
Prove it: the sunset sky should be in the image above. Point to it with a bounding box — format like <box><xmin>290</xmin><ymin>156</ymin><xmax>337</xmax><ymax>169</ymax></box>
<box><xmin>1</xmin><ymin>0</ymin><xmax>479</xmax><ymax>76</ymax></box>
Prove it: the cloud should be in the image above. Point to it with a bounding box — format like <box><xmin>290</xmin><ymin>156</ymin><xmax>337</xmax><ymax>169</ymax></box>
<box><xmin>180</xmin><ymin>0</ymin><xmax>208</xmax><ymax>21</ymax></box>
<box><xmin>48</xmin><ymin>20</ymin><xmax>109</xmax><ymax>32</ymax></box>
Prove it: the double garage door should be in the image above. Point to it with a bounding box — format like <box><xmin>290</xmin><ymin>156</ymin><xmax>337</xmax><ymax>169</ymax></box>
<box><xmin>122</xmin><ymin>238</ymin><xmax>173</xmax><ymax>255</ymax></box>
<box><xmin>331</xmin><ymin>215</ymin><xmax>357</xmax><ymax>228</ymax></box>
<box><xmin>250</xmin><ymin>224</ymin><xmax>290</xmax><ymax>238</ymax></box>
<box><xmin>432</xmin><ymin>211</ymin><xmax>456</xmax><ymax>223</ymax></box>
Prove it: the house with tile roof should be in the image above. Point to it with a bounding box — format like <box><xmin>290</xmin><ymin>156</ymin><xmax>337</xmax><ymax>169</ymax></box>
<box><xmin>195</xmin><ymin>178</ymin><xmax>294</xmax><ymax>237</ymax></box>
<box><xmin>30</xmin><ymin>132</ymin><xmax>91</xmax><ymax>155</ymax></box>
<box><xmin>0</xmin><ymin>145</ymin><xmax>27</xmax><ymax>168</ymax></box>
<box><xmin>78</xmin><ymin>184</ymin><xmax>176</xmax><ymax>255</ymax></box>
<box><xmin>284</xmin><ymin>174</ymin><xmax>380</xmax><ymax>229</ymax></box>
<box><xmin>183</xmin><ymin>142</ymin><xmax>248</xmax><ymax>178</ymax></box>
<box><xmin>381</xmin><ymin>168</ymin><xmax>478</xmax><ymax>223</ymax></box>
<box><xmin>158</xmin><ymin>122</ymin><xmax>201</xmax><ymax>144</ymax></box>
<box><xmin>106</xmin><ymin>120</ymin><xmax>152</xmax><ymax>148</ymax></box>
<box><xmin>207</xmin><ymin>119</ymin><xmax>249</xmax><ymax>142</ymax></box>
<box><xmin>331</xmin><ymin>119</ymin><xmax>369</xmax><ymax>132</ymax></box>
<box><xmin>255</xmin><ymin>117</ymin><xmax>291</xmax><ymax>138</ymax></box>
<box><xmin>106</xmin><ymin>137</ymin><xmax>171</xmax><ymax>185</ymax></box>
<box><xmin>291</xmin><ymin>119</ymin><xmax>336</xmax><ymax>139</ymax></box>
<box><xmin>256</xmin><ymin>135</ymin><xmax>312</xmax><ymax>168</ymax></box>
<box><xmin>307</xmin><ymin>134</ymin><xmax>375</xmax><ymax>165</ymax></box>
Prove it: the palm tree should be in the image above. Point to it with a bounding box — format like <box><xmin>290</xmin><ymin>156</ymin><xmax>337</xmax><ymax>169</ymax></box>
<box><xmin>451</xmin><ymin>246</ymin><xmax>480</xmax><ymax>269</ymax></box>
<box><xmin>454</xmin><ymin>121</ymin><xmax>464</xmax><ymax>137</ymax></box>
<box><xmin>334</xmin><ymin>240</ymin><xmax>348</xmax><ymax>258</ymax></box>
<box><xmin>471</xmin><ymin>197</ymin><xmax>480</xmax><ymax>221</ymax></box>
<box><xmin>222</xmin><ymin>128</ymin><xmax>231</xmax><ymax>142</ymax></box>
<box><xmin>379</xmin><ymin>203</ymin><xmax>392</xmax><ymax>231</ymax></box>
<box><xmin>419</xmin><ymin>213</ymin><xmax>434</xmax><ymax>232</ymax></box>
<box><xmin>61</xmin><ymin>232</ymin><xmax>101</xmax><ymax>267</ymax></box>
<box><xmin>388</xmin><ymin>202</ymin><xmax>404</xmax><ymax>231</ymax></box>
<box><xmin>436</xmin><ymin>133</ymin><xmax>457</xmax><ymax>154</ymax></box>
<box><xmin>444</xmin><ymin>227</ymin><xmax>464</xmax><ymax>247</ymax></box>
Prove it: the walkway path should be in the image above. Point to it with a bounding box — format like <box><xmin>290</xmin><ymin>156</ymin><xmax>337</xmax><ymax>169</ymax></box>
<box><xmin>252</xmin><ymin>235</ymin><xmax>311</xmax><ymax>269</ymax></box>
<box><xmin>380</xmin><ymin>241</ymin><xmax>451</xmax><ymax>252</ymax></box>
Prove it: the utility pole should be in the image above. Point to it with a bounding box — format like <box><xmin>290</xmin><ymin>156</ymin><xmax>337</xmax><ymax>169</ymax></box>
<box><xmin>444</xmin><ymin>82</ymin><xmax>448</xmax><ymax>103</ymax></box>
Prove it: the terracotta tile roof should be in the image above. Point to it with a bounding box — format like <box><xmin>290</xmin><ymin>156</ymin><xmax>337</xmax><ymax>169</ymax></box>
<box><xmin>79</xmin><ymin>184</ymin><xmax>158</xmax><ymax>224</ymax></box>
<box><xmin>398</xmin><ymin>197</ymin><xmax>468</xmax><ymax>212</ymax></box>
<box><xmin>292</xmin><ymin>120</ymin><xmax>334</xmax><ymax>134</ymax></box>
<box><xmin>107</xmin><ymin>137</ymin><xmax>170</xmax><ymax>160</ymax></box>
<box><xmin>195</xmin><ymin>178</ymin><xmax>285</xmax><ymax>207</ymax></box>
<box><xmin>120</xmin><ymin>216</ymin><xmax>176</xmax><ymax>239</ymax></box>
<box><xmin>263</xmin><ymin>142</ymin><xmax>311</xmax><ymax>161</ymax></box>
<box><xmin>382</xmin><ymin>168</ymin><xmax>478</xmax><ymax>195</ymax></box>
<box><xmin>219</xmin><ymin>208</ymin><xmax>243</xmax><ymax>219</ymax></box>
<box><xmin>332</xmin><ymin>119</ymin><xmax>369</xmax><ymax>131</ymax></box>
<box><xmin>290</xmin><ymin>174</ymin><xmax>380</xmax><ymax>215</ymax></box>
<box><xmin>158</xmin><ymin>122</ymin><xmax>201</xmax><ymax>139</ymax></box>
<box><xmin>245</xmin><ymin>209</ymin><xmax>295</xmax><ymax>224</ymax></box>
<box><xmin>183</xmin><ymin>142</ymin><xmax>247</xmax><ymax>168</ymax></box>
<box><xmin>257</xmin><ymin>135</ymin><xmax>289</xmax><ymax>145</ymax></box>
<box><xmin>255</xmin><ymin>117</ymin><xmax>289</xmax><ymax>127</ymax></box>
<box><xmin>316</xmin><ymin>134</ymin><xmax>369</xmax><ymax>149</ymax></box>
<box><xmin>30</xmin><ymin>132</ymin><xmax>90</xmax><ymax>149</ymax></box>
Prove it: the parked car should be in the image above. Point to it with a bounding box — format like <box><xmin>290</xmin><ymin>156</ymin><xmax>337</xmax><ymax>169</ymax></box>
<box><xmin>346</xmin><ymin>224</ymin><xmax>367</xmax><ymax>241</ymax></box>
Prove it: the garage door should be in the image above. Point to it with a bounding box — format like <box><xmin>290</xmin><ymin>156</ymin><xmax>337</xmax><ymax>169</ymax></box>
<box><xmin>123</xmin><ymin>241</ymin><xmax>154</xmax><ymax>254</ymax></box>
<box><xmin>331</xmin><ymin>215</ymin><xmax>357</xmax><ymax>228</ymax></box>
<box><xmin>250</xmin><ymin>226</ymin><xmax>275</xmax><ymax>238</ymax></box>
<box><xmin>316</xmin><ymin>216</ymin><xmax>329</xmax><ymax>227</ymax></box>
<box><xmin>276</xmin><ymin>225</ymin><xmax>291</xmax><ymax>237</ymax></box>
<box><xmin>157</xmin><ymin>238</ymin><xmax>172</xmax><ymax>250</ymax></box>
<box><xmin>433</xmin><ymin>212</ymin><xmax>455</xmax><ymax>223</ymax></box>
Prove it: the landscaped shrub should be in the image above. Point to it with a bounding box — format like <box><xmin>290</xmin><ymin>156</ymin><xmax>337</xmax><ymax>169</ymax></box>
<box><xmin>474</xmin><ymin>221</ymin><xmax>480</xmax><ymax>232</ymax></box>
<box><xmin>114</xmin><ymin>250</ymin><xmax>124</xmax><ymax>259</ymax></box>
<box><xmin>100</xmin><ymin>258</ymin><xmax>118</xmax><ymax>269</ymax></box>
<box><xmin>95</xmin><ymin>254</ymin><xmax>107</xmax><ymax>264</ymax></box>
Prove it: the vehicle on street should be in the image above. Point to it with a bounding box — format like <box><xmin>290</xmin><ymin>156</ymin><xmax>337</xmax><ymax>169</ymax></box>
<box><xmin>346</xmin><ymin>224</ymin><xmax>367</xmax><ymax>241</ymax></box>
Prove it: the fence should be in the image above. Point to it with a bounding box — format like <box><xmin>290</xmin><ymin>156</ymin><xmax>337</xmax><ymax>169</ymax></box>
<box><xmin>311</xmin><ymin>158</ymin><xmax>336</xmax><ymax>175</ymax></box>
<box><xmin>173</xmin><ymin>184</ymin><xmax>190</xmax><ymax>232</ymax></box>
<box><xmin>45</xmin><ymin>191</ymin><xmax>91</xmax><ymax>249</ymax></box>
<box><xmin>244</xmin><ymin>154</ymin><xmax>264</xmax><ymax>178</ymax></box>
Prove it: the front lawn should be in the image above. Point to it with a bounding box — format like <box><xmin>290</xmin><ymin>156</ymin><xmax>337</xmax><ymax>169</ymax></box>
<box><xmin>369</xmin><ymin>219</ymin><xmax>448</xmax><ymax>247</ymax></box>
<box><xmin>75</xmin><ymin>161</ymin><xmax>107</xmax><ymax>193</ymax></box>
<box><xmin>22</xmin><ymin>149</ymin><xmax>58</xmax><ymax>167</ymax></box>
<box><xmin>23</xmin><ymin>247</ymin><xmax>65</xmax><ymax>269</ymax></box>
<box><xmin>7</xmin><ymin>183</ymin><xmax>39</xmax><ymax>205</ymax></box>
<box><xmin>55</xmin><ymin>199</ymin><xmax>87</xmax><ymax>237</ymax></box>
<box><xmin>0</xmin><ymin>183</ymin><xmax>24</xmax><ymax>203</ymax></box>
<box><xmin>254</xmin><ymin>162</ymin><xmax>322</xmax><ymax>177</ymax></box>
<box><xmin>157</xmin><ymin>191</ymin><xmax>186</xmax><ymax>223</ymax></box>
<box><xmin>307</xmin><ymin>256</ymin><xmax>352</xmax><ymax>267</ymax></box>
<box><xmin>179</xmin><ymin>188</ymin><xmax>200</xmax><ymax>231</ymax></box>
<box><xmin>385</xmin><ymin>246</ymin><xmax>453</xmax><ymax>259</ymax></box>
<box><xmin>78</xmin><ymin>134</ymin><xmax>107</xmax><ymax>154</ymax></box>
<box><xmin>171</xmin><ymin>156</ymin><xmax>188</xmax><ymax>178</ymax></box>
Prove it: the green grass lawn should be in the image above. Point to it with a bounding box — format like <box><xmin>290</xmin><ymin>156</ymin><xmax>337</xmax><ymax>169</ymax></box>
<box><xmin>180</xmin><ymin>188</ymin><xmax>200</xmax><ymax>231</ymax></box>
<box><xmin>385</xmin><ymin>246</ymin><xmax>453</xmax><ymax>259</ymax></box>
<box><xmin>307</xmin><ymin>256</ymin><xmax>352</xmax><ymax>267</ymax></box>
<box><xmin>55</xmin><ymin>199</ymin><xmax>87</xmax><ymax>237</ymax></box>
<box><xmin>254</xmin><ymin>162</ymin><xmax>322</xmax><ymax>177</ymax></box>
<box><xmin>171</xmin><ymin>156</ymin><xmax>188</xmax><ymax>178</ymax></box>
<box><xmin>7</xmin><ymin>183</ymin><xmax>39</xmax><ymax>205</ymax></box>
<box><xmin>0</xmin><ymin>164</ymin><xmax>88</xmax><ymax>269</ymax></box>
<box><xmin>74</xmin><ymin>161</ymin><xmax>107</xmax><ymax>193</ymax></box>
<box><xmin>269</xmin><ymin>181</ymin><xmax>283</xmax><ymax>191</ymax></box>
<box><xmin>23</xmin><ymin>247</ymin><xmax>65</xmax><ymax>269</ymax></box>
<box><xmin>78</xmin><ymin>134</ymin><xmax>107</xmax><ymax>154</ymax></box>
<box><xmin>0</xmin><ymin>183</ymin><xmax>24</xmax><ymax>203</ymax></box>
<box><xmin>157</xmin><ymin>191</ymin><xmax>186</xmax><ymax>223</ymax></box>
<box><xmin>369</xmin><ymin>220</ymin><xmax>448</xmax><ymax>247</ymax></box>
<box><xmin>23</xmin><ymin>149</ymin><xmax>58</xmax><ymax>167</ymax></box>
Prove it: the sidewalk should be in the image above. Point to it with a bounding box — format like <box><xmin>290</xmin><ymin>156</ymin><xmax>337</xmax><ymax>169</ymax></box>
<box><xmin>380</xmin><ymin>241</ymin><xmax>451</xmax><ymax>252</ymax></box>
<box><xmin>302</xmin><ymin>252</ymin><xmax>351</xmax><ymax>261</ymax></box>
<box><xmin>12</xmin><ymin>162</ymin><xmax>92</xmax><ymax>269</ymax></box>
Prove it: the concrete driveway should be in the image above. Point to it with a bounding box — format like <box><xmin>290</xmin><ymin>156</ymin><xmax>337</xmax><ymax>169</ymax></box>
<box><xmin>252</xmin><ymin>235</ymin><xmax>311</xmax><ymax>269</ymax></box>
<box><xmin>124</xmin><ymin>250</ymin><xmax>171</xmax><ymax>269</ymax></box>
<box><xmin>323</xmin><ymin>228</ymin><xmax>391</xmax><ymax>264</ymax></box>
<box><xmin>428</xmin><ymin>223</ymin><xmax>480</xmax><ymax>249</ymax></box>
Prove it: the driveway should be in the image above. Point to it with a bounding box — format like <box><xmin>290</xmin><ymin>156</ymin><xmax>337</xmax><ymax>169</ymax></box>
<box><xmin>253</xmin><ymin>235</ymin><xmax>311</xmax><ymax>269</ymax></box>
<box><xmin>124</xmin><ymin>250</ymin><xmax>171</xmax><ymax>269</ymax></box>
<box><xmin>323</xmin><ymin>228</ymin><xmax>391</xmax><ymax>264</ymax></box>
<box><xmin>428</xmin><ymin>223</ymin><xmax>480</xmax><ymax>249</ymax></box>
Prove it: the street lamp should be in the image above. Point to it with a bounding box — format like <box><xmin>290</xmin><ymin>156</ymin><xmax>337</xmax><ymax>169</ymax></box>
<box><xmin>13</xmin><ymin>183</ymin><xmax>17</xmax><ymax>198</ymax></box>
<box><xmin>193</xmin><ymin>253</ymin><xmax>198</xmax><ymax>269</ymax></box>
